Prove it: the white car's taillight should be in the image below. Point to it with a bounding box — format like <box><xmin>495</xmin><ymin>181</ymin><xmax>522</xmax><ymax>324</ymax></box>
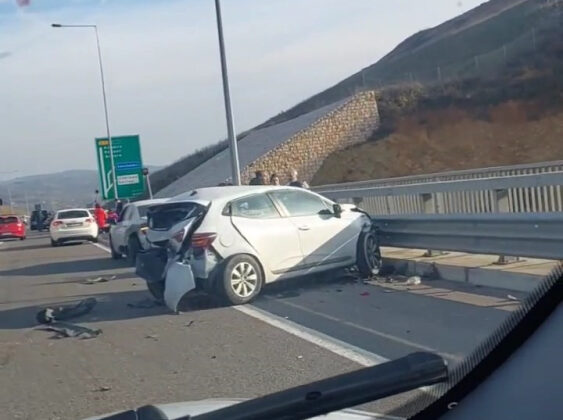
<box><xmin>190</xmin><ymin>232</ymin><xmax>217</xmax><ymax>249</ymax></box>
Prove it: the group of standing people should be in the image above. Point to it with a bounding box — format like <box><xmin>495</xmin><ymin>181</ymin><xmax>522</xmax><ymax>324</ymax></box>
<box><xmin>249</xmin><ymin>169</ymin><xmax>309</xmax><ymax>188</ymax></box>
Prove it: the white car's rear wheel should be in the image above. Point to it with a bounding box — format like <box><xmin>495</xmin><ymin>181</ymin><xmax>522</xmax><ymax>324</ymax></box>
<box><xmin>219</xmin><ymin>255</ymin><xmax>263</xmax><ymax>305</ymax></box>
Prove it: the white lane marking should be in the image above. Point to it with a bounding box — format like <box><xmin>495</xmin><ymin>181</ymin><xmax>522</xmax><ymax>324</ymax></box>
<box><xmin>270</xmin><ymin>297</ymin><xmax>463</xmax><ymax>362</ymax></box>
<box><xmin>234</xmin><ymin>304</ymin><xmax>388</xmax><ymax>366</ymax></box>
<box><xmin>92</xmin><ymin>242</ymin><xmax>112</xmax><ymax>254</ymax></box>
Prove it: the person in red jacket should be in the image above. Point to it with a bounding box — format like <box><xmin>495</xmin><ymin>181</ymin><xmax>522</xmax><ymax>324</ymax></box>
<box><xmin>94</xmin><ymin>203</ymin><xmax>107</xmax><ymax>231</ymax></box>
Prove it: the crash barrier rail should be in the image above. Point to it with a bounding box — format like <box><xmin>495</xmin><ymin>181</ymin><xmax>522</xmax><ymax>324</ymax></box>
<box><xmin>314</xmin><ymin>160</ymin><xmax>563</xmax><ymax>216</ymax></box>
<box><xmin>373</xmin><ymin>213</ymin><xmax>563</xmax><ymax>261</ymax></box>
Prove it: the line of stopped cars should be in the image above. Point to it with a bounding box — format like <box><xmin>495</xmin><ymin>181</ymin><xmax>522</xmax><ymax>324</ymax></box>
<box><xmin>105</xmin><ymin>185</ymin><xmax>383</xmax><ymax>311</ymax></box>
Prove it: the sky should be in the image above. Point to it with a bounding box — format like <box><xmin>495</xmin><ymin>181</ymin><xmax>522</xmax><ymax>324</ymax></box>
<box><xmin>0</xmin><ymin>0</ymin><xmax>485</xmax><ymax>180</ymax></box>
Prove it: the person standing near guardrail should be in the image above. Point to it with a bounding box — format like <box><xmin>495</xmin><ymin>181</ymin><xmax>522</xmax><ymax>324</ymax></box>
<box><xmin>270</xmin><ymin>173</ymin><xmax>280</xmax><ymax>186</ymax></box>
<box><xmin>288</xmin><ymin>169</ymin><xmax>309</xmax><ymax>189</ymax></box>
<box><xmin>249</xmin><ymin>170</ymin><xmax>267</xmax><ymax>185</ymax></box>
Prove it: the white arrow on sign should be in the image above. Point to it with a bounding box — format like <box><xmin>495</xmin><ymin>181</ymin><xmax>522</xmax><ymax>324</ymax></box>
<box><xmin>99</xmin><ymin>147</ymin><xmax>114</xmax><ymax>198</ymax></box>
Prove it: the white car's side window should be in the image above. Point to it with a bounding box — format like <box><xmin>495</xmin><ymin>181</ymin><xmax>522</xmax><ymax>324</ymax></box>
<box><xmin>231</xmin><ymin>194</ymin><xmax>280</xmax><ymax>219</ymax></box>
<box><xmin>270</xmin><ymin>190</ymin><xmax>328</xmax><ymax>217</ymax></box>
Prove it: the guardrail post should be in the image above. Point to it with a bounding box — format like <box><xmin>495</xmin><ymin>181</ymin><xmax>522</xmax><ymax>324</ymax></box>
<box><xmin>493</xmin><ymin>189</ymin><xmax>520</xmax><ymax>264</ymax></box>
<box><xmin>421</xmin><ymin>193</ymin><xmax>446</xmax><ymax>257</ymax></box>
<box><xmin>493</xmin><ymin>189</ymin><xmax>510</xmax><ymax>213</ymax></box>
<box><xmin>421</xmin><ymin>193</ymin><xmax>435</xmax><ymax>214</ymax></box>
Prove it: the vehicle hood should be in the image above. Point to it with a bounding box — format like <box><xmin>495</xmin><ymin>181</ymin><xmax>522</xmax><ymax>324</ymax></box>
<box><xmin>83</xmin><ymin>398</ymin><xmax>402</xmax><ymax>420</ymax></box>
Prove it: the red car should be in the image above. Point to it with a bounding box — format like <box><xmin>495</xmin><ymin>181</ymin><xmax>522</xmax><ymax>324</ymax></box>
<box><xmin>0</xmin><ymin>215</ymin><xmax>26</xmax><ymax>240</ymax></box>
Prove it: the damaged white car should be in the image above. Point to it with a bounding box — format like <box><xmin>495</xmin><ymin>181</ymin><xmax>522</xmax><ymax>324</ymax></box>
<box><xmin>135</xmin><ymin>186</ymin><xmax>382</xmax><ymax>311</ymax></box>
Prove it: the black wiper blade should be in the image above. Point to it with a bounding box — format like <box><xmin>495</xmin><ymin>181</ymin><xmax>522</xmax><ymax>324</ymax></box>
<box><xmin>186</xmin><ymin>352</ymin><xmax>448</xmax><ymax>420</ymax></box>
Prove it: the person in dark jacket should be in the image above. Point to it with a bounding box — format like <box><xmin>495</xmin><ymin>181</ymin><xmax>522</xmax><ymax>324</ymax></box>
<box><xmin>288</xmin><ymin>169</ymin><xmax>310</xmax><ymax>188</ymax></box>
<box><xmin>115</xmin><ymin>200</ymin><xmax>123</xmax><ymax>216</ymax></box>
<box><xmin>249</xmin><ymin>170</ymin><xmax>266</xmax><ymax>185</ymax></box>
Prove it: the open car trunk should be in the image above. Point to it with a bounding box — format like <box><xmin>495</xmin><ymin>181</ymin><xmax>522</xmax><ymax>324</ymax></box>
<box><xmin>145</xmin><ymin>201</ymin><xmax>207</xmax><ymax>247</ymax></box>
<box><xmin>136</xmin><ymin>201</ymin><xmax>208</xmax><ymax>312</ymax></box>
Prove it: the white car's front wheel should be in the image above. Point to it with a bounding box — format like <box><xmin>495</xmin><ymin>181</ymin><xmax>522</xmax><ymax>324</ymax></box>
<box><xmin>218</xmin><ymin>255</ymin><xmax>263</xmax><ymax>305</ymax></box>
<box><xmin>356</xmin><ymin>231</ymin><xmax>382</xmax><ymax>277</ymax></box>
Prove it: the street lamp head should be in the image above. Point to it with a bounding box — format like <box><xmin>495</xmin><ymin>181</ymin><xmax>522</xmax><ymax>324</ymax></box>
<box><xmin>51</xmin><ymin>23</ymin><xmax>62</xmax><ymax>27</ymax></box>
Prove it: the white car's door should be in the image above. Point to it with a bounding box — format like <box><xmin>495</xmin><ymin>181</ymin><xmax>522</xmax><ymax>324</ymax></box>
<box><xmin>112</xmin><ymin>205</ymin><xmax>133</xmax><ymax>249</ymax></box>
<box><xmin>269</xmin><ymin>190</ymin><xmax>358</xmax><ymax>268</ymax></box>
<box><xmin>229</xmin><ymin>193</ymin><xmax>304</xmax><ymax>276</ymax></box>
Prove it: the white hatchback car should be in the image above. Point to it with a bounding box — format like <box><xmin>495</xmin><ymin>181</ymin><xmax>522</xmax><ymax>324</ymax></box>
<box><xmin>138</xmin><ymin>186</ymin><xmax>381</xmax><ymax>309</ymax></box>
<box><xmin>108</xmin><ymin>198</ymin><xmax>168</xmax><ymax>265</ymax></box>
<box><xmin>50</xmin><ymin>208</ymin><xmax>99</xmax><ymax>247</ymax></box>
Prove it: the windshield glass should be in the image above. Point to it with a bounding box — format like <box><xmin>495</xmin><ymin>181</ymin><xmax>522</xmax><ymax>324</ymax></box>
<box><xmin>57</xmin><ymin>210</ymin><xmax>89</xmax><ymax>219</ymax></box>
<box><xmin>1</xmin><ymin>1</ymin><xmax>560</xmax><ymax>419</ymax></box>
<box><xmin>0</xmin><ymin>216</ymin><xmax>18</xmax><ymax>224</ymax></box>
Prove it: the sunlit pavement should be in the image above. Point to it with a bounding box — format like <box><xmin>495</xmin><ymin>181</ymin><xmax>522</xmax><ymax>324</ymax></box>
<box><xmin>0</xmin><ymin>232</ymin><xmax>526</xmax><ymax>419</ymax></box>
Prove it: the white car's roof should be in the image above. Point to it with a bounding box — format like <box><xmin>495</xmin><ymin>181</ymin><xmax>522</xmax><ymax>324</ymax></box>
<box><xmin>56</xmin><ymin>208</ymin><xmax>90</xmax><ymax>213</ymax></box>
<box><xmin>169</xmin><ymin>185</ymin><xmax>303</xmax><ymax>204</ymax></box>
<box><xmin>129</xmin><ymin>198</ymin><xmax>169</xmax><ymax>207</ymax></box>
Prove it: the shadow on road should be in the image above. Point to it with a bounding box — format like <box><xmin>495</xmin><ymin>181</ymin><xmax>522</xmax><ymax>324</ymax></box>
<box><xmin>0</xmin><ymin>288</ymin><xmax>228</xmax><ymax>330</ymax></box>
<box><xmin>0</xmin><ymin>256</ymin><xmax>128</xmax><ymax>277</ymax></box>
<box><xmin>0</xmin><ymin>290</ymin><xmax>170</xmax><ymax>329</ymax></box>
<box><xmin>0</xmin><ymin>242</ymin><xmax>50</xmax><ymax>253</ymax></box>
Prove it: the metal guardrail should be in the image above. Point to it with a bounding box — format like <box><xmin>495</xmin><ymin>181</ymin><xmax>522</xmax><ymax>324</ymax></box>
<box><xmin>315</xmin><ymin>161</ymin><xmax>563</xmax><ymax>259</ymax></box>
<box><xmin>314</xmin><ymin>161</ymin><xmax>563</xmax><ymax>216</ymax></box>
<box><xmin>374</xmin><ymin>213</ymin><xmax>563</xmax><ymax>260</ymax></box>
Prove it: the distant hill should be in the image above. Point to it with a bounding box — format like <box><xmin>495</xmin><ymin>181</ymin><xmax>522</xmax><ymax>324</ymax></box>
<box><xmin>0</xmin><ymin>166</ymin><xmax>161</xmax><ymax>211</ymax></box>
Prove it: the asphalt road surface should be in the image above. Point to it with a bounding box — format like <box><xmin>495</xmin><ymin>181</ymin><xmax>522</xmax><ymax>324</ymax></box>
<box><xmin>0</xmin><ymin>233</ymin><xmax>526</xmax><ymax>419</ymax></box>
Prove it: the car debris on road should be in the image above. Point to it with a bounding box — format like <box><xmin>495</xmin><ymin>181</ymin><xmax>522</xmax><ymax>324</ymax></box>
<box><xmin>83</xmin><ymin>275</ymin><xmax>116</xmax><ymax>284</ymax></box>
<box><xmin>36</xmin><ymin>297</ymin><xmax>97</xmax><ymax>324</ymax></box>
<box><xmin>127</xmin><ymin>297</ymin><xmax>164</xmax><ymax>309</ymax></box>
<box><xmin>37</xmin><ymin>321</ymin><xmax>102</xmax><ymax>339</ymax></box>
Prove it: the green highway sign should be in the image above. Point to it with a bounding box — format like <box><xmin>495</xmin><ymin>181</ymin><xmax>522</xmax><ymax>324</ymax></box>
<box><xmin>95</xmin><ymin>135</ymin><xmax>145</xmax><ymax>200</ymax></box>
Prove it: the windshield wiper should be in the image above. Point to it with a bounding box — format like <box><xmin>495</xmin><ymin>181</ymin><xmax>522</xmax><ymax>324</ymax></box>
<box><xmin>190</xmin><ymin>352</ymin><xmax>447</xmax><ymax>420</ymax></box>
<box><xmin>99</xmin><ymin>352</ymin><xmax>447</xmax><ymax>420</ymax></box>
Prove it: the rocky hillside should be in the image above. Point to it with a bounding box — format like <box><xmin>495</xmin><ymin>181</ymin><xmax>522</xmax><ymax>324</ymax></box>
<box><xmin>312</xmin><ymin>15</ymin><xmax>563</xmax><ymax>185</ymax></box>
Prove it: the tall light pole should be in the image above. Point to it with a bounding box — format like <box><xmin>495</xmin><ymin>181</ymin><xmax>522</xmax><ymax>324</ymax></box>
<box><xmin>214</xmin><ymin>0</ymin><xmax>241</xmax><ymax>185</ymax></box>
<box><xmin>51</xmin><ymin>23</ymin><xmax>119</xmax><ymax>199</ymax></box>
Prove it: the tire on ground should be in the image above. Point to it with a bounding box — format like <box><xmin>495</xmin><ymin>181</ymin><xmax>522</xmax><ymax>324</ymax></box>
<box><xmin>217</xmin><ymin>254</ymin><xmax>264</xmax><ymax>305</ymax></box>
<box><xmin>109</xmin><ymin>235</ymin><xmax>122</xmax><ymax>260</ymax></box>
<box><xmin>147</xmin><ymin>281</ymin><xmax>164</xmax><ymax>302</ymax></box>
<box><xmin>50</xmin><ymin>239</ymin><xmax>58</xmax><ymax>247</ymax></box>
<box><xmin>356</xmin><ymin>230</ymin><xmax>382</xmax><ymax>278</ymax></box>
<box><xmin>126</xmin><ymin>235</ymin><xmax>141</xmax><ymax>266</ymax></box>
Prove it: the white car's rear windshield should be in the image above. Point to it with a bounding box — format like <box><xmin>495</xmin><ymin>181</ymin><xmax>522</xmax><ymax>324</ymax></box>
<box><xmin>58</xmin><ymin>210</ymin><xmax>89</xmax><ymax>219</ymax></box>
<box><xmin>0</xmin><ymin>217</ymin><xmax>18</xmax><ymax>224</ymax></box>
<box><xmin>148</xmin><ymin>202</ymin><xmax>205</xmax><ymax>230</ymax></box>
